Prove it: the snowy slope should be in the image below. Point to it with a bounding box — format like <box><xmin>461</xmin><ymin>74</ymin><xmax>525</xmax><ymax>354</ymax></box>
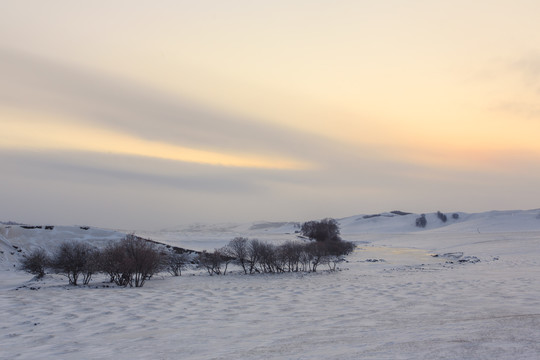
<box><xmin>133</xmin><ymin>209</ymin><xmax>540</xmax><ymax>251</ymax></box>
<box><xmin>0</xmin><ymin>225</ymin><xmax>126</xmax><ymax>271</ymax></box>
<box><xmin>340</xmin><ymin>209</ymin><xmax>540</xmax><ymax>234</ymax></box>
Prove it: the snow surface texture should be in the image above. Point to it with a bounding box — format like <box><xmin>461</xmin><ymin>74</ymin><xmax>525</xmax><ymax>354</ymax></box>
<box><xmin>1</xmin><ymin>210</ymin><xmax>540</xmax><ymax>359</ymax></box>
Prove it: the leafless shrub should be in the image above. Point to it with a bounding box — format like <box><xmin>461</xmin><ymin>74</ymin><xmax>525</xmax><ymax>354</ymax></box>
<box><xmin>166</xmin><ymin>251</ymin><xmax>190</xmax><ymax>276</ymax></box>
<box><xmin>122</xmin><ymin>234</ymin><xmax>165</xmax><ymax>287</ymax></box>
<box><xmin>99</xmin><ymin>242</ymin><xmax>132</xmax><ymax>286</ymax></box>
<box><xmin>20</xmin><ymin>248</ymin><xmax>49</xmax><ymax>279</ymax></box>
<box><xmin>99</xmin><ymin>235</ymin><xmax>165</xmax><ymax>287</ymax></box>
<box><xmin>50</xmin><ymin>241</ymin><xmax>96</xmax><ymax>285</ymax></box>
<box><xmin>198</xmin><ymin>249</ymin><xmax>229</xmax><ymax>275</ymax></box>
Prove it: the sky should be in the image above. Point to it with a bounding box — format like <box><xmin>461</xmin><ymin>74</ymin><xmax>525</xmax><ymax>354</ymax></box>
<box><xmin>1</xmin><ymin>1</ymin><xmax>540</xmax><ymax>230</ymax></box>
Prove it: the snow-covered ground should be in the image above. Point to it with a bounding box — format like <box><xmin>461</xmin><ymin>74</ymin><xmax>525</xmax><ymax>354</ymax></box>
<box><xmin>1</xmin><ymin>210</ymin><xmax>540</xmax><ymax>359</ymax></box>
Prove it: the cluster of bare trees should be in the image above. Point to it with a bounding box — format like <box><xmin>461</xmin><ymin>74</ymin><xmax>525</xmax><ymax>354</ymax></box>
<box><xmin>199</xmin><ymin>236</ymin><xmax>355</xmax><ymax>275</ymax></box>
<box><xmin>21</xmin><ymin>218</ymin><xmax>356</xmax><ymax>283</ymax></box>
<box><xmin>21</xmin><ymin>235</ymin><xmax>190</xmax><ymax>287</ymax></box>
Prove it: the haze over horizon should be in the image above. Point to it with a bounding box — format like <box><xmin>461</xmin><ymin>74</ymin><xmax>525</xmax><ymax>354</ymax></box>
<box><xmin>1</xmin><ymin>1</ymin><xmax>540</xmax><ymax>230</ymax></box>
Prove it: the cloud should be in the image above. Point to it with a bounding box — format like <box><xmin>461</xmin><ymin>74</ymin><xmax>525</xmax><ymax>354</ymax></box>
<box><xmin>0</xmin><ymin>48</ymin><xmax>351</xmax><ymax>165</ymax></box>
<box><xmin>0</xmin><ymin>149</ymin><xmax>283</xmax><ymax>194</ymax></box>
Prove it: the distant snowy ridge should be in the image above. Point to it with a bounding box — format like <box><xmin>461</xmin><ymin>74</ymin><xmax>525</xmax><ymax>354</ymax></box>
<box><xmin>152</xmin><ymin>209</ymin><xmax>540</xmax><ymax>235</ymax></box>
<box><xmin>2</xmin><ymin>209</ymin><xmax>540</xmax><ymax>271</ymax></box>
<box><xmin>339</xmin><ymin>209</ymin><xmax>540</xmax><ymax>234</ymax></box>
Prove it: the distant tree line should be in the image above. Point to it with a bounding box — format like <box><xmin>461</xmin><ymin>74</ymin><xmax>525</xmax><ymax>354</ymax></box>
<box><xmin>415</xmin><ymin>211</ymin><xmax>460</xmax><ymax>228</ymax></box>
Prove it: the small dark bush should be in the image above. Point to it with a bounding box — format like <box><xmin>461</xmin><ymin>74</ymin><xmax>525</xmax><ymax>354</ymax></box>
<box><xmin>300</xmin><ymin>218</ymin><xmax>341</xmax><ymax>242</ymax></box>
<box><xmin>166</xmin><ymin>251</ymin><xmax>190</xmax><ymax>276</ymax></box>
<box><xmin>437</xmin><ymin>211</ymin><xmax>448</xmax><ymax>223</ymax></box>
<box><xmin>20</xmin><ymin>248</ymin><xmax>49</xmax><ymax>279</ymax></box>
<box><xmin>416</xmin><ymin>214</ymin><xmax>427</xmax><ymax>228</ymax></box>
<box><xmin>452</xmin><ymin>213</ymin><xmax>460</xmax><ymax>219</ymax></box>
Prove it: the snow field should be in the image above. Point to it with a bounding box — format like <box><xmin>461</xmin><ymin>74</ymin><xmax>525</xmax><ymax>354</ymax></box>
<box><xmin>2</xmin><ymin>210</ymin><xmax>540</xmax><ymax>359</ymax></box>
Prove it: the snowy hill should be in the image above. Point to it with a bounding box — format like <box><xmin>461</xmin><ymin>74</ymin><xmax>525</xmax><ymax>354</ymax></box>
<box><xmin>0</xmin><ymin>225</ymin><xmax>126</xmax><ymax>271</ymax></box>
<box><xmin>152</xmin><ymin>209</ymin><xmax>540</xmax><ymax>237</ymax></box>
<box><xmin>339</xmin><ymin>209</ymin><xmax>540</xmax><ymax>234</ymax></box>
<box><xmin>131</xmin><ymin>209</ymin><xmax>540</xmax><ymax>251</ymax></box>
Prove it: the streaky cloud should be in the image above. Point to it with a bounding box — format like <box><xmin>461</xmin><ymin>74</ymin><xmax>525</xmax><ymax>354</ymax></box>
<box><xmin>0</xmin><ymin>48</ymin><xmax>355</xmax><ymax>165</ymax></box>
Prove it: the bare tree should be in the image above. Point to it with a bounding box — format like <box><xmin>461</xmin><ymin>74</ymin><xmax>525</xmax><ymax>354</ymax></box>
<box><xmin>247</xmin><ymin>239</ymin><xmax>264</xmax><ymax>274</ymax></box>
<box><xmin>226</xmin><ymin>237</ymin><xmax>249</xmax><ymax>274</ymax></box>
